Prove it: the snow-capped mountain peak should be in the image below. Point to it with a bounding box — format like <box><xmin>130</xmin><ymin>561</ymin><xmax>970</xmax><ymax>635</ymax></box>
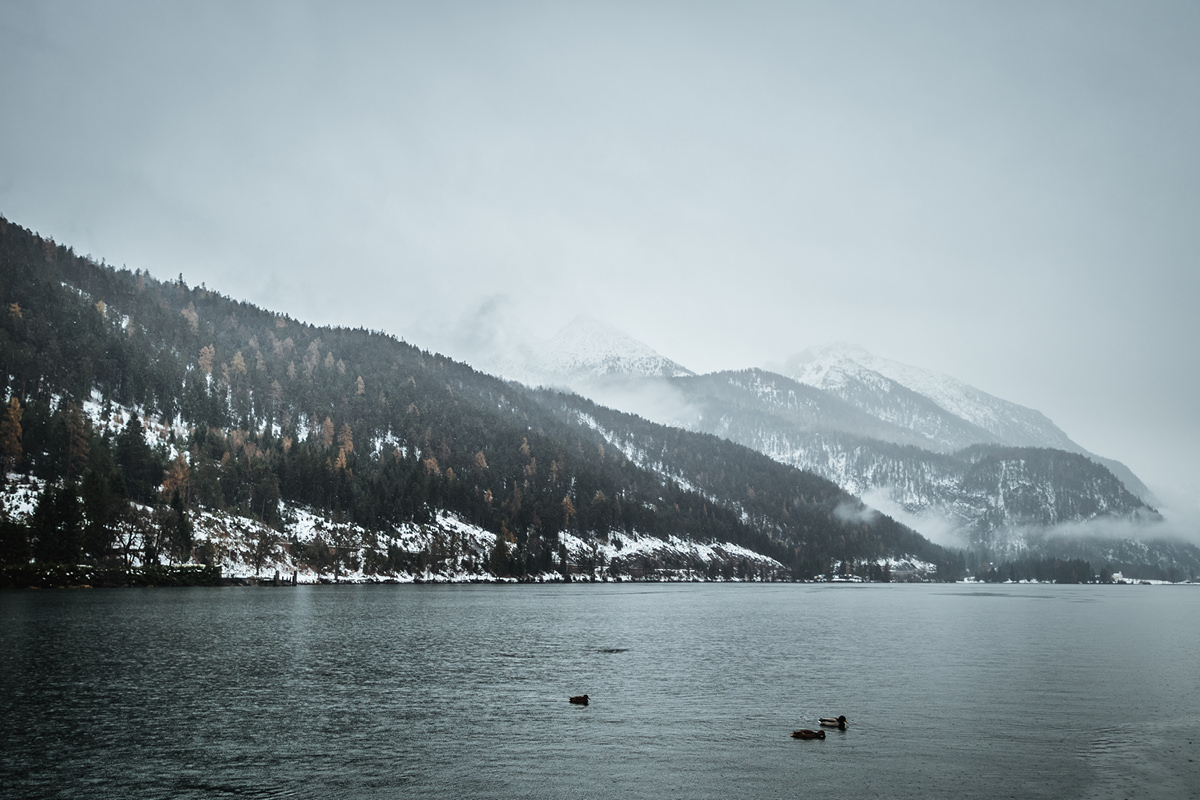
<box><xmin>527</xmin><ymin>315</ymin><xmax>695</xmax><ymax>384</ymax></box>
<box><xmin>778</xmin><ymin>342</ymin><xmax>1152</xmax><ymax>502</ymax></box>
<box><xmin>782</xmin><ymin>343</ymin><xmax>1076</xmax><ymax>450</ymax></box>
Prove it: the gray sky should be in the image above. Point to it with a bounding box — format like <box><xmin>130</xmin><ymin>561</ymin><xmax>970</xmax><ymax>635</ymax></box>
<box><xmin>2</xmin><ymin>1</ymin><xmax>1198</xmax><ymax>515</ymax></box>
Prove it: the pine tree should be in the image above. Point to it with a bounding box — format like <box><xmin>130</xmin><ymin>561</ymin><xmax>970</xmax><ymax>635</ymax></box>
<box><xmin>80</xmin><ymin>456</ymin><xmax>127</xmax><ymax>563</ymax></box>
<box><xmin>0</xmin><ymin>510</ymin><xmax>30</xmax><ymax>566</ymax></box>
<box><xmin>115</xmin><ymin>414</ymin><xmax>162</xmax><ymax>504</ymax></box>
<box><xmin>63</xmin><ymin>404</ymin><xmax>90</xmax><ymax>482</ymax></box>
<box><xmin>490</xmin><ymin>526</ymin><xmax>510</xmax><ymax>577</ymax></box>
<box><xmin>31</xmin><ymin>485</ymin><xmax>84</xmax><ymax>564</ymax></box>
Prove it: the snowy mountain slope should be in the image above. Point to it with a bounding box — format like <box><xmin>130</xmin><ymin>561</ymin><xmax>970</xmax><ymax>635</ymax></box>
<box><xmin>575</xmin><ymin>365</ymin><xmax>1149</xmax><ymax>523</ymax></box>
<box><xmin>780</xmin><ymin>343</ymin><xmax>1152</xmax><ymax>502</ymax></box>
<box><xmin>668</xmin><ymin>389</ymin><xmax>1154</xmax><ymax>550</ymax></box>
<box><xmin>531</xmin><ymin>389</ymin><xmax>954</xmax><ymax>575</ymax></box>
<box><xmin>494</xmin><ymin>325</ymin><xmax>1161</xmax><ymax>555</ymax></box>
<box><xmin>694</xmin><ymin>369</ymin><xmax>981</xmax><ymax>450</ymax></box>
<box><xmin>502</xmin><ymin>315</ymin><xmax>695</xmax><ymax>387</ymax></box>
<box><xmin>671</xmin><ymin>374</ymin><xmax>1162</xmax><ymax>555</ymax></box>
<box><xmin>783</xmin><ymin>343</ymin><xmax>1081</xmax><ymax>451</ymax></box>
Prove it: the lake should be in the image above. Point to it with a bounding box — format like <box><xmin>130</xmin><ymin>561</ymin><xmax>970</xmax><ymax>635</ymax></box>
<box><xmin>2</xmin><ymin>583</ymin><xmax>1198</xmax><ymax>799</ymax></box>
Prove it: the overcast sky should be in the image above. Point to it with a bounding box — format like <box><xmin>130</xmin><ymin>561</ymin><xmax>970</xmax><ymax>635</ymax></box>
<box><xmin>2</xmin><ymin>1</ymin><xmax>1198</xmax><ymax>513</ymax></box>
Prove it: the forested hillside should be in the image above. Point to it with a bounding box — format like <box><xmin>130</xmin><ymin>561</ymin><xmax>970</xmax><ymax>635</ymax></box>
<box><xmin>530</xmin><ymin>392</ymin><xmax>956</xmax><ymax>577</ymax></box>
<box><xmin>660</xmin><ymin>369</ymin><xmax>1152</xmax><ymax>530</ymax></box>
<box><xmin>0</xmin><ymin>215</ymin><xmax>959</xmax><ymax>581</ymax></box>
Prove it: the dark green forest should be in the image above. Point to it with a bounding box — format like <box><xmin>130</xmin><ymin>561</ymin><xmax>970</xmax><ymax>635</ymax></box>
<box><xmin>970</xmin><ymin>556</ymin><xmax>1190</xmax><ymax>584</ymax></box>
<box><xmin>530</xmin><ymin>392</ymin><xmax>956</xmax><ymax>577</ymax></box>
<box><xmin>0</xmin><ymin>214</ymin><xmax>966</xmax><ymax>580</ymax></box>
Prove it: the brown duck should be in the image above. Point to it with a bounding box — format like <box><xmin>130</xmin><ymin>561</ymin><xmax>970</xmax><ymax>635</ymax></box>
<box><xmin>791</xmin><ymin>729</ymin><xmax>826</xmax><ymax>739</ymax></box>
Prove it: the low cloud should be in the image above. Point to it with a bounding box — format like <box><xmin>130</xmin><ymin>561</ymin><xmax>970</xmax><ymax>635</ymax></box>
<box><xmin>1032</xmin><ymin>507</ymin><xmax>1198</xmax><ymax>547</ymax></box>
<box><xmin>860</xmin><ymin>487</ymin><xmax>963</xmax><ymax>549</ymax></box>
<box><xmin>580</xmin><ymin>377</ymin><xmax>703</xmax><ymax>431</ymax></box>
<box><xmin>833</xmin><ymin>498</ymin><xmax>881</xmax><ymax>526</ymax></box>
<box><xmin>1145</xmin><ymin>484</ymin><xmax>1200</xmax><ymax>546</ymax></box>
<box><xmin>422</xmin><ymin>293</ymin><xmax>542</xmax><ymax>381</ymax></box>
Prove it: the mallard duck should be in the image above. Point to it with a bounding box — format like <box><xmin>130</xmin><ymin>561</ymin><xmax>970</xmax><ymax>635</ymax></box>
<box><xmin>791</xmin><ymin>729</ymin><xmax>826</xmax><ymax>739</ymax></box>
<box><xmin>569</xmin><ymin>694</ymin><xmax>589</xmax><ymax>705</ymax></box>
<box><xmin>819</xmin><ymin>715</ymin><xmax>848</xmax><ymax>729</ymax></box>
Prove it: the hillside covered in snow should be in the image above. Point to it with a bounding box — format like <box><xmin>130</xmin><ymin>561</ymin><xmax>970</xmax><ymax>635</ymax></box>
<box><xmin>780</xmin><ymin>343</ymin><xmax>1153</xmax><ymax>502</ymax></box>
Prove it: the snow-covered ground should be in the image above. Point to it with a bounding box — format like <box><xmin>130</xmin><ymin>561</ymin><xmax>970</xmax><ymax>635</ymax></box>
<box><xmin>2</xmin><ymin>472</ymin><xmax>796</xmax><ymax>583</ymax></box>
<box><xmin>3</xmin><ymin>386</ymin><xmax>925</xmax><ymax>584</ymax></box>
<box><xmin>189</xmin><ymin>504</ymin><xmax>796</xmax><ymax>583</ymax></box>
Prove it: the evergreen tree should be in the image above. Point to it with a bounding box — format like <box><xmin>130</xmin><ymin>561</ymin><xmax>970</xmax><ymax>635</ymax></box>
<box><xmin>0</xmin><ymin>510</ymin><xmax>30</xmax><ymax>566</ymax></box>
<box><xmin>30</xmin><ymin>485</ymin><xmax>84</xmax><ymax>564</ymax></box>
<box><xmin>80</xmin><ymin>447</ymin><xmax>128</xmax><ymax>563</ymax></box>
<box><xmin>114</xmin><ymin>414</ymin><xmax>162</xmax><ymax>503</ymax></box>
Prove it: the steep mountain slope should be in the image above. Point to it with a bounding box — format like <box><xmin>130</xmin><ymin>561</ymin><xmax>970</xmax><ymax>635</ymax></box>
<box><xmin>674</xmin><ymin>369</ymin><xmax>942</xmax><ymax>449</ymax></box>
<box><xmin>529</xmin><ymin>390</ymin><xmax>957</xmax><ymax>578</ymax></box>
<box><xmin>0</xmin><ymin>215</ymin><xmax>950</xmax><ymax>581</ymax></box>
<box><xmin>780</xmin><ymin>343</ymin><xmax>1152</xmax><ymax>501</ymax></box>
<box><xmin>783</xmin><ymin>344</ymin><xmax>1069</xmax><ymax>448</ymax></box>
<box><xmin>506</xmin><ymin>326</ymin><xmax>1169</xmax><ymax>564</ymax></box>
<box><xmin>649</xmin><ymin>369</ymin><xmax>1156</xmax><ymax>550</ymax></box>
<box><xmin>537</xmin><ymin>315</ymin><xmax>694</xmax><ymax>380</ymax></box>
<box><xmin>501</xmin><ymin>315</ymin><xmax>695</xmax><ymax>387</ymax></box>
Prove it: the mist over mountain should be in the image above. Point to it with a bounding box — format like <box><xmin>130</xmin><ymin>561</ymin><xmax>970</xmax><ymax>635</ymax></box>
<box><xmin>510</xmin><ymin>322</ymin><xmax>1191</xmax><ymax>572</ymax></box>
<box><xmin>466</xmin><ymin>313</ymin><xmax>694</xmax><ymax>388</ymax></box>
<box><xmin>0</xmin><ymin>215</ymin><xmax>963</xmax><ymax>583</ymax></box>
<box><xmin>1</xmin><ymin>214</ymin><xmax>1194</xmax><ymax>583</ymax></box>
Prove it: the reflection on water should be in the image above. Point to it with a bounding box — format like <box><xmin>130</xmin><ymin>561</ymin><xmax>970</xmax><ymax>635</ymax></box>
<box><xmin>2</xmin><ymin>584</ymin><xmax>1198</xmax><ymax>799</ymax></box>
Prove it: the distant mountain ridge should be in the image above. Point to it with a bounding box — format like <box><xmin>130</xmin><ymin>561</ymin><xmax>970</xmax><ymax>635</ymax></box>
<box><xmin>779</xmin><ymin>343</ymin><xmax>1153</xmax><ymax>503</ymax></box>
<box><xmin>661</xmin><ymin>368</ymin><xmax>1156</xmax><ymax>552</ymax></box>
<box><xmin>783</xmin><ymin>343</ymin><xmax>1075</xmax><ymax>450</ymax></box>
<box><xmin>512</xmin><ymin>327</ymin><xmax>1167</xmax><ymax>562</ymax></box>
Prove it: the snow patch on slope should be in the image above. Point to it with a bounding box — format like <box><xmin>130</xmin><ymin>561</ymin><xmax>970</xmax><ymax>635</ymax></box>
<box><xmin>783</xmin><ymin>343</ymin><xmax>1076</xmax><ymax>450</ymax></box>
<box><xmin>508</xmin><ymin>315</ymin><xmax>695</xmax><ymax>386</ymax></box>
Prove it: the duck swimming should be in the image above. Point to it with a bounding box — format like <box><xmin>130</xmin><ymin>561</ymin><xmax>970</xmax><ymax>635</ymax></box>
<box><xmin>819</xmin><ymin>715</ymin><xmax>848</xmax><ymax>729</ymax></box>
<box><xmin>791</xmin><ymin>729</ymin><xmax>826</xmax><ymax>739</ymax></box>
<box><xmin>569</xmin><ymin>694</ymin><xmax>589</xmax><ymax>705</ymax></box>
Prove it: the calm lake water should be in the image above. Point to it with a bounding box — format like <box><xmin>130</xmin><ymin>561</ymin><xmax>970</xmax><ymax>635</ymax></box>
<box><xmin>2</xmin><ymin>583</ymin><xmax>1198</xmax><ymax>799</ymax></box>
